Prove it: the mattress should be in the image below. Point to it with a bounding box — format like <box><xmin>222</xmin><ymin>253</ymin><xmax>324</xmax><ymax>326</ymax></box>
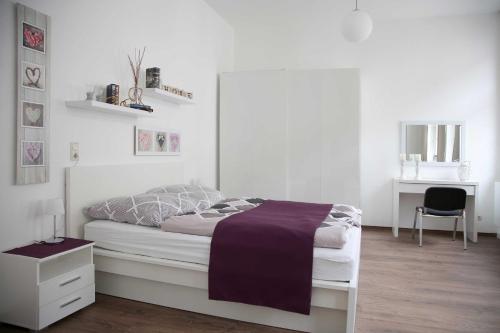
<box><xmin>84</xmin><ymin>220</ymin><xmax>361</xmax><ymax>281</ymax></box>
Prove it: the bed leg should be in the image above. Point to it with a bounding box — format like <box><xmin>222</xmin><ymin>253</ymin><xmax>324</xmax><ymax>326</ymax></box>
<box><xmin>346</xmin><ymin>284</ymin><xmax>358</xmax><ymax>333</ymax></box>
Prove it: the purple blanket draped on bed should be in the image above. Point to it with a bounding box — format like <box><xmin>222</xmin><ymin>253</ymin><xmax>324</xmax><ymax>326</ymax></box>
<box><xmin>208</xmin><ymin>199</ymin><xmax>333</xmax><ymax>315</ymax></box>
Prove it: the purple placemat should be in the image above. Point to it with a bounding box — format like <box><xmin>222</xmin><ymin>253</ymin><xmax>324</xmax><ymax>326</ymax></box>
<box><xmin>3</xmin><ymin>238</ymin><xmax>93</xmax><ymax>259</ymax></box>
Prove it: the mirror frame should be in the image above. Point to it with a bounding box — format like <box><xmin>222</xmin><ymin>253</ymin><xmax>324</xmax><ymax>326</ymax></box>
<box><xmin>400</xmin><ymin>121</ymin><xmax>465</xmax><ymax>166</ymax></box>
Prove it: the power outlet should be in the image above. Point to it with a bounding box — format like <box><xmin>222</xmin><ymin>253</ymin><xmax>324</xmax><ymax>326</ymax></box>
<box><xmin>478</xmin><ymin>215</ymin><xmax>482</xmax><ymax>222</ymax></box>
<box><xmin>70</xmin><ymin>142</ymin><xmax>79</xmax><ymax>161</ymax></box>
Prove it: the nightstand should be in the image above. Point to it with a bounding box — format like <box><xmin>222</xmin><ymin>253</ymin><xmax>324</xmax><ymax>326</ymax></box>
<box><xmin>0</xmin><ymin>238</ymin><xmax>95</xmax><ymax>331</ymax></box>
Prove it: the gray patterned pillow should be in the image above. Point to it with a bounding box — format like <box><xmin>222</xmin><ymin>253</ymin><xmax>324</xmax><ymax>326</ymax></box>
<box><xmin>146</xmin><ymin>184</ymin><xmax>223</xmax><ymax>212</ymax></box>
<box><xmin>85</xmin><ymin>192</ymin><xmax>197</xmax><ymax>227</ymax></box>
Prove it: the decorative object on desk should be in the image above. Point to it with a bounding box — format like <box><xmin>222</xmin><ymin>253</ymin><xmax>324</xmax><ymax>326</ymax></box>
<box><xmin>135</xmin><ymin>126</ymin><xmax>181</xmax><ymax>155</ymax></box>
<box><xmin>401</xmin><ymin>160</ymin><xmax>416</xmax><ymax>180</ymax></box>
<box><xmin>146</xmin><ymin>67</ymin><xmax>161</xmax><ymax>88</ymax></box>
<box><xmin>22</xmin><ymin>101</ymin><xmax>44</xmax><ymax>128</ymax></box>
<box><xmin>22</xmin><ymin>61</ymin><xmax>45</xmax><ymax>90</ymax></box>
<box><xmin>399</xmin><ymin>153</ymin><xmax>406</xmax><ymax>179</ymax></box>
<box><xmin>22</xmin><ymin>141</ymin><xmax>44</xmax><ymax>167</ymax></box>
<box><xmin>16</xmin><ymin>4</ymin><xmax>51</xmax><ymax>185</ymax></box>
<box><xmin>414</xmin><ymin>154</ymin><xmax>422</xmax><ymax>180</ymax></box>
<box><xmin>43</xmin><ymin>198</ymin><xmax>65</xmax><ymax>244</ymax></box>
<box><xmin>457</xmin><ymin>161</ymin><xmax>471</xmax><ymax>181</ymax></box>
<box><xmin>22</xmin><ymin>21</ymin><xmax>45</xmax><ymax>53</ymax></box>
<box><xmin>121</xmin><ymin>47</ymin><xmax>146</xmax><ymax>107</ymax></box>
<box><xmin>106</xmin><ymin>83</ymin><xmax>120</xmax><ymax>105</ymax></box>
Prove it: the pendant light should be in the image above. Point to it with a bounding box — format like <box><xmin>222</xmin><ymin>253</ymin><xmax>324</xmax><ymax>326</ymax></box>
<box><xmin>341</xmin><ymin>0</ymin><xmax>373</xmax><ymax>43</ymax></box>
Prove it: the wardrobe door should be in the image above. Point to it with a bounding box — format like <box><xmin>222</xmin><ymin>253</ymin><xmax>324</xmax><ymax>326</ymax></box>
<box><xmin>219</xmin><ymin>70</ymin><xmax>288</xmax><ymax>199</ymax></box>
<box><xmin>287</xmin><ymin>69</ymin><xmax>360</xmax><ymax>206</ymax></box>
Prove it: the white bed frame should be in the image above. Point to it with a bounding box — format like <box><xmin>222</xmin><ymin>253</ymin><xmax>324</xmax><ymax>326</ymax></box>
<box><xmin>65</xmin><ymin>163</ymin><xmax>359</xmax><ymax>333</ymax></box>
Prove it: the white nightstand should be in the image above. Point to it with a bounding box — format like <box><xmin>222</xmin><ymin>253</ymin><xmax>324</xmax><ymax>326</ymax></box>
<box><xmin>0</xmin><ymin>238</ymin><xmax>95</xmax><ymax>331</ymax></box>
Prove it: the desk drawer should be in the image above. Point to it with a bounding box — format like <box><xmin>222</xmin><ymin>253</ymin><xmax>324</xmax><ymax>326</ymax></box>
<box><xmin>39</xmin><ymin>264</ymin><xmax>94</xmax><ymax>306</ymax></box>
<box><xmin>399</xmin><ymin>183</ymin><xmax>475</xmax><ymax>195</ymax></box>
<box><xmin>38</xmin><ymin>284</ymin><xmax>95</xmax><ymax>329</ymax></box>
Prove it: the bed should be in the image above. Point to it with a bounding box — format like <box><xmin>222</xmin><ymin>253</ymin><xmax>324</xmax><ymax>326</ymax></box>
<box><xmin>65</xmin><ymin>163</ymin><xmax>360</xmax><ymax>333</ymax></box>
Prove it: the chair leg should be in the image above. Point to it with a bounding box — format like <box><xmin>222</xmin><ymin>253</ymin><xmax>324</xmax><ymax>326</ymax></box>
<box><xmin>453</xmin><ymin>218</ymin><xmax>458</xmax><ymax>241</ymax></box>
<box><xmin>462</xmin><ymin>211</ymin><xmax>467</xmax><ymax>250</ymax></box>
<box><xmin>418</xmin><ymin>211</ymin><xmax>423</xmax><ymax>247</ymax></box>
<box><xmin>412</xmin><ymin>210</ymin><xmax>418</xmax><ymax>239</ymax></box>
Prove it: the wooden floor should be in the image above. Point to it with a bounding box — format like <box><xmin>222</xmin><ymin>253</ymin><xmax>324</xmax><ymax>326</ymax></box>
<box><xmin>2</xmin><ymin>228</ymin><xmax>499</xmax><ymax>333</ymax></box>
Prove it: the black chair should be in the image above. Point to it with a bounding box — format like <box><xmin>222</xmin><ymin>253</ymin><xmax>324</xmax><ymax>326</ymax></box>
<box><xmin>412</xmin><ymin>187</ymin><xmax>467</xmax><ymax>250</ymax></box>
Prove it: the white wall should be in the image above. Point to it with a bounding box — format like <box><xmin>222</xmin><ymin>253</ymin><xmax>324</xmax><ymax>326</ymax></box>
<box><xmin>231</xmin><ymin>12</ymin><xmax>500</xmax><ymax>232</ymax></box>
<box><xmin>0</xmin><ymin>0</ymin><xmax>233</xmax><ymax>250</ymax></box>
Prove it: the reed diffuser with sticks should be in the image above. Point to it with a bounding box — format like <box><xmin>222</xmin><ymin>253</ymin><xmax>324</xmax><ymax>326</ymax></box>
<box><xmin>121</xmin><ymin>47</ymin><xmax>146</xmax><ymax>107</ymax></box>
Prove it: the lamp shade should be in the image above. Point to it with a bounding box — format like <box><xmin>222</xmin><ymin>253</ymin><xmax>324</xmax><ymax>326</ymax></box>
<box><xmin>44</xmin><ymin>198</ymin><xmax>65</xmax><ymax>216</ymax></box>
<box><xmin>341</xmin><ymin>9</ymin><xmax>373</xmax><ymax>43</ymax></box>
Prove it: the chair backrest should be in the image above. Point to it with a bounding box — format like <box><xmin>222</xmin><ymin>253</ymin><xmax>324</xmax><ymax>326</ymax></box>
<box><xmin>424</xmin><ymin>187</ymin><xmax>467</xmax><ymax>211</ymax></box>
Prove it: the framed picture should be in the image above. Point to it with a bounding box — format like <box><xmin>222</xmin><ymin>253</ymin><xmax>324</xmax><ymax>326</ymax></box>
<box><xmin>22</xmin><ymin>22</ymin><xmax>45</xmax><ymax>53</ymax></box>
<box><xmin>21</xmin><ymin>101</ymin><xmax>44</xmax><ymax>128</ymax></box>
<box><xmin>22</xmin><ymin>61</ymin><xmax>45</xmax><ymax>91</ymax></box>
<box><xmin>169</xmin><ymin>132</ymin><xmax>181</xmax><ymax>153</ymax></box>
<box><xmin>21</xmin><ymin>141</ymin><xmax>44</xmax><ymax>167</ymax></box>
<box><xmin>135</xmin><ymin>127</ymin><xmax>181</xmax><ymax>156</ymax></box>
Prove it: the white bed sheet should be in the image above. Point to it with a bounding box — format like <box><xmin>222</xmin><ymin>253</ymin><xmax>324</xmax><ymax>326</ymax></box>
<box><xmin>84</xmin><ymin>220</ymin><xmax>361</xmax><ymax>281</ymax></box>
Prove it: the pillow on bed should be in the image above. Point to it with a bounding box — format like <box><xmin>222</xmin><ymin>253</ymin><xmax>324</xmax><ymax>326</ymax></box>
<box><xmin>84</xmin><ymin>192</ymin><xmax>197</xmax><ymax>227</ymax></box>
<box><xmin>146</xmin><ymin>184</ymin><xmax>223</xmax><ymax>212</ymax></box>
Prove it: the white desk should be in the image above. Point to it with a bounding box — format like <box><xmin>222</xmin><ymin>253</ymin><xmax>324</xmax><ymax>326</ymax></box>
<box><xmin>393</xmin><ymin>178</ymin><xmax>479</xmax><ymax>242</ymax></box>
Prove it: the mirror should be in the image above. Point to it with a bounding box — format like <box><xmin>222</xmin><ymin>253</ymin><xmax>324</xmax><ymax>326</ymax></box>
<box><xmin>401</xmin><ymin>122</ymin><xmax>464</xmax><ymax>164</ymax></box>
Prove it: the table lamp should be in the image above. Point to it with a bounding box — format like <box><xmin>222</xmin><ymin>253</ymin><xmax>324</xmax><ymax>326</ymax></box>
<box><xmin>44</xmin><ymin>198</ymin><xmax>65</xmax><ymax>244</ymax></box>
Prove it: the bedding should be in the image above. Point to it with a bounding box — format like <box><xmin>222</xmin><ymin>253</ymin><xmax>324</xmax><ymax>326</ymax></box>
<box><xmin>161</xmin><ymin>198</ymin><xmax>361</xmax><ymax>249</ymax></box>
<box><xmin>209</xmin><ymin>200</ymin><xmax>332</xmax><ymax>315</ymax></box>
<box><xmin>84</xmin><ymin>219</ymin><xmax>361</xmax><ymax>281</ymax></box>
<box><xmin>85</xmin><ymin>185</ymin><xmax>224</xmax><ymax>227</ymax></box>
<box><xmin>84</xmin><ymin>192</ymin><xmax>197</xmax><ymax>227</ymax></box>
<box><xmin>146</xmin><ymin>184</ymin><xmax>223</xmax><ymax>211</ymax></box>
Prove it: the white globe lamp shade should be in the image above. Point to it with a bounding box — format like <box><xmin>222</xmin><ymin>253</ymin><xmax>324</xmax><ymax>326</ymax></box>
<box><xmin>341</xmin><ymin>10</ymin><xmax>373</xmax><ymax>43</ymax></box>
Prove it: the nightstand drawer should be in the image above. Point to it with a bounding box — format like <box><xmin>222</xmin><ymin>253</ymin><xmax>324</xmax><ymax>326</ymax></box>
<box><xmin>39</xmin><ymin>264</ymin><xmax>94</xmax><ymax>306</ymax></box>
<box><xmin>39</xmin><ymin>283</ymin><xmax>95</xmax><ymax>329</ymax></box>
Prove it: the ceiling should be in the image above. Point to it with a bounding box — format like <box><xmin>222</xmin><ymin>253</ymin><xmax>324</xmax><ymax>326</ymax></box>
<box><xmin>205</xmin><ymin>0</ymin><xmax>500</xmax><ymax>26</ymax></box>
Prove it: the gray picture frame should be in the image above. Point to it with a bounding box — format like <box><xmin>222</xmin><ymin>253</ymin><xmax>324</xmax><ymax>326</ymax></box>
<box><xmin>16</xmin><ymin>4</ymin><xmax>50</xmax><ymax>184</ymax></box>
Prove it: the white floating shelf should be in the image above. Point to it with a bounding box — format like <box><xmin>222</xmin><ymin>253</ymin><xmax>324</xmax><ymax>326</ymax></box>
<box><xmin>65</xmin><ymin>100</ymin><xmax>154</xmax><ymax>118</ymax></box>
<box><xmin>143</xmin><ymin>88</ymin><xmax>195</xmax><ymax>105</ymax></box>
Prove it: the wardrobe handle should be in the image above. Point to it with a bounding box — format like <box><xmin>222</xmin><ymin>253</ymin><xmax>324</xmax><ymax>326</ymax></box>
<box><xmin>60</xmin><ymin>296</ymin><xmax>81</xmax><ymax>308</ymax></box>
<box><xmin>59</xmin><ymin>276</ymin><xmax>81</xmax><ymax>287</ymax></box>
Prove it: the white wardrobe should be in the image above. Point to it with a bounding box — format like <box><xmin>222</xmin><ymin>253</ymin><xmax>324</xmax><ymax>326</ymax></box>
<box><xmin>219</xmin><ymin>69</ymin><xmax>360</xmax><ymax>207</ymax></box>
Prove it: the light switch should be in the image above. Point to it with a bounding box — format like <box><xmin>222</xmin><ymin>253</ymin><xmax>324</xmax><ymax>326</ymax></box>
<box><xmin>70</xmin><ymin>142</ymin><xmax>79</xmax><ymax>161</ymax></box>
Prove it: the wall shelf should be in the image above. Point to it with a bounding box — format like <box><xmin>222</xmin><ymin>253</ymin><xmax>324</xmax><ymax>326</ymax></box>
<box><xmin>143</xmin><ymin>88</ymin><xmax>195</xmax><ymax>105</ymax></box>
<box><xmin>65</xmin><ymin>100</ymin><xmax>154</xmax><ymax>118</ymax></box>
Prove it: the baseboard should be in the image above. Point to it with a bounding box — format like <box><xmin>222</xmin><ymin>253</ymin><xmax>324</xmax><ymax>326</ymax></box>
<box><xmin>363</xmin><ymin>225</ymin><xmax>498</xmax><ymax>237</ymax></box>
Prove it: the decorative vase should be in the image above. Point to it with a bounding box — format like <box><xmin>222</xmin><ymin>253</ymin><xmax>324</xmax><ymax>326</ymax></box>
<box><xmin>128</xmin><ymin>86</ymin><xmax>143</xmax><ymax>105</ymax></box>
<box><xmin>415</xmin><ymin>159</ymin><xmax>421</xmax><ymax>180</ymax></box>
<box><xmin>457</xmin><ymin>161</ymin><xmax>471</xmax><ymax>181</ymax></box>
<box><xmin>399</xmin><ymin>154</ymin><xmax>406</xmax><ymax>179</ymax></box>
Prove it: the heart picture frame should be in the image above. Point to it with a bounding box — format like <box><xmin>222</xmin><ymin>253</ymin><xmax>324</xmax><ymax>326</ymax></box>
<box><xmin>22</xmin><ymin>61</ymin><xmax>45</xmax><ymax>91</ymax></box>
<box><xmin>21</xmin><ymin>141</ymin><xmax>44</xmax><ymax>167</ymax></box>
<box><xmin>22</xmin><ymin>22</ymin><xmax>45</xmax><ymax>53</ymax></box>
<box><xmin>21</xmin><ymin>101</ymin><xmax>44</xmax><ymax>128</ymax></box>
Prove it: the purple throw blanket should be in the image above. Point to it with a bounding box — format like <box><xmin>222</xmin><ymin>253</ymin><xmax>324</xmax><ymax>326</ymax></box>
<box><xmin>208</xmin><ymin>200</ymin><xmax>333</xmax><ymax>315</ymax></box>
